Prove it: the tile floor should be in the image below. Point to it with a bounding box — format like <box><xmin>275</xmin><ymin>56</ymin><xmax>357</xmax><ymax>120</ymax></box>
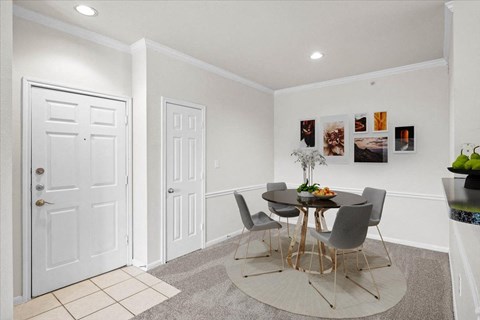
<box><xmin>14</xmin><ymin>266</ymin><xmax>181</xmax><ymax>320</ymax></box>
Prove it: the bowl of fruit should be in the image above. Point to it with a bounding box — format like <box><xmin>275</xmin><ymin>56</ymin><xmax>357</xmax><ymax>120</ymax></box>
<box><xmin>448</xmin><ymin>146</ymin><xmax>480</xmax><ymax>189</ymax></box>
<box><xmin>312</xmin><ymin>187</ymin><xmax>337</xmax><ymax>200</ymax></box>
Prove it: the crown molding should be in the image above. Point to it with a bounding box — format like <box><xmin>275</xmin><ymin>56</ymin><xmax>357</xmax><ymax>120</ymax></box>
<box><xmin>275</xmin><ymin>58</ymin><xmax>448</xmax><ymax>95</ymax></box>
<box><xmin>445</xmin><ymin>1</ymin><xmax>454</xmax><ymax>13</ymax></box>
<box><xmin>141</xmin><ymin>39</ymin><xmax>274</xmax><ymax>94</ymax></box>
<box><xmin>12</xmin><ymin>5</ymin><xmax>273</xmax><ymax>95</ymax></box>
<box><xmin>13</xmin><ymin>5</ymin><xmax>131</xmax><ymax>54</ymax></box>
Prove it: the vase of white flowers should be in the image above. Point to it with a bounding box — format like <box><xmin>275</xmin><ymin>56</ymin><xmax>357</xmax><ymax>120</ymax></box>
<box><xmin>291</xmin><ymin>149</ymin><xmax>327</xmax><ymax>192</ymax></box>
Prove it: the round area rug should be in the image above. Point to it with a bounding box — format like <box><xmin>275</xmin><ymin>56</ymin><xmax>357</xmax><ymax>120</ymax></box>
<box><xmin>225</xmin><ymin>235</ymin><xmax>407</xmax><ymax>318</ymax></box>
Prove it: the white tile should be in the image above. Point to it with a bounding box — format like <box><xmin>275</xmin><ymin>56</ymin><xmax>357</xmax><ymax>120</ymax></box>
<box><xmin>64</xmin><ymin>291</ymin><xmax>115</xmax><ymax>319</ymax></box>
<box><xmin>120</xmin><ymin>288</ymin><xmax>167</xmax><ymax>315</ymax></box>
<box><xmin>135</xmin><ymin>272</ymin><xmax>162</xmax><ymax>287</ymax></box>
<box><xmin>53</xmin><ymin>280</ymin><xmax>100</xmax><ymax>304</ymax></box>
<box><xmin>152</xmin><ymin>281</ymin><xmax>181</xmax><ymax>298</ymax></box>
<box><xmin>28</xmin><ymin>306</ymin><xmax>74</xmax><ymax>320</ymax></box>
<box><xmin>90</xmin><ymin>269</ymin><xmax>131</xmax><ymax>289</ymax></box>
<box><xmin>122</xmin><ymin>266</ymin><xmax>144</xmax><ymax>277</ymax></box>
<box><xmin>81</xmin><ymin>303</ymin><xmax>133</xmax><ymax>320</ymax></box>
<box><xmin>14</xmin><ymin>294</ymin><xmax>61</xmax><ymax>320</ymax></box>
<box><xmin>104</xmin><ymin>278</ymin><xmax>148</xmax><ymax>301</ymax></box>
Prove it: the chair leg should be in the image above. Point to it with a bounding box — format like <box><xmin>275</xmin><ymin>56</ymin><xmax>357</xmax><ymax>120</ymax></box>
<box><xmin>358</xmin><ymin>226</ymin><xmax>392</xmax><ymax>271</ymax></box>
<box><xmin>262</xmin><ymin>212</ymin><xmax>273</xmax><ymax>242</ymax></box>
<box><xmin>233</xmin><ymin>227</ymin><xmax>245</xmax><ymax>260</ymax></box>
<box><xmin>235</xmin><ymin>228</ymin><xmax>270</xmax><ymax>260</ymax></box>
<box><xmin>277</xmin><ymin>227</ymin><xmax>285</xmax><ymax>271</ymax></box>
<box><xmin>377</xmin><ymin>225</ymin><xmax>392</xmax><ymax>267</ymax></box>
<box><xmin>308</xmin><ymin>241</ymin><xmax>315</xmax><ymax>273</ymax></box>
<box><xmin>309</xmin><ymin>248</ymin><xmax>337</xmax><ymax>309</ymax></box>
<box><xmin>344</xmin><ymin>249</ymin><xmax>380</xmax><ymax>300</ymax></box>
<box><xmin>241</xmin><ymin>230</ymin><xmax>284</xmax><ymax>278</ymax></box>
<box><xmin>287</xmin><ymin>218</ymin><xmax>290</xmax><ymax>238</ymax></box>
<box><xmin>269</xmin><ymin>229</ymin><xmax>272</xmax><ymax>256</ymax></box>
<box><xmin>241</xmin><ymin>232</ymin><xmax>253</xmax><ymax>277</ymax></box>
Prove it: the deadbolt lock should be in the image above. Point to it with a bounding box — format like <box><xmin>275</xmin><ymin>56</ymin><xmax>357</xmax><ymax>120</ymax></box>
<box><xmin>35</xmin><ymin>168</ymin><xmax>45</xmax><ymax>175</ymax></box>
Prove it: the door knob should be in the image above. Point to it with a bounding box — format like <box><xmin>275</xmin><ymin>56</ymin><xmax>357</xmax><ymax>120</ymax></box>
<box><xmin>35</xmin><ymin>199</ymin><xmax>54</xmax><ymax>207</ymax></box>
<box><xmin>35</xmin><ymin>168</ymin><xmax>45</xmax><ymax>175</ymax></box>
<box><xmin>168</xmin><ymin>188</ymin><xmax>175</xmax><ymax>194</ymax></box>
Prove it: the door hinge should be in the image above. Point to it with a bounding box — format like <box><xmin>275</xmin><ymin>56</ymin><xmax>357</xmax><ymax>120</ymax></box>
<box><xmin>125</xmin><ymin>116</ymin><xmax>128</xmax><ymax>125</ymax></box>
<box><xmin>125</xmin><ymin>175</ymin><xmax>129</xmax><ymax>185</ymax></box>
<box><xmin>125</xmin><ymin>235</ymin><xmax>129</xmax><ymax>245</ymax></box>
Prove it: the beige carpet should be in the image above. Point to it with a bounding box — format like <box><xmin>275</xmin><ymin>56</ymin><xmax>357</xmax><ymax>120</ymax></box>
<box><xmin>137</xmin><ymin>227</ymin><xmax>454</xmax><ymax>320</ymax></box>
<box><xmin>225</xmin><ymin>235</ymin><xmax>407</xmax><ymax>318</ymax></box>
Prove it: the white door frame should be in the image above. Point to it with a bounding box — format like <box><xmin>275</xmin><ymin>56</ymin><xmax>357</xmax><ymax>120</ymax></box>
<box><xmin>160</xmin><ymin>97</ymin><xmax>206</xmax><ymax>264</ymax></box>
<box><xmin>21</xmin><ymin>78</ymin><xmax>133</xmax><ymax>301</ymax></box>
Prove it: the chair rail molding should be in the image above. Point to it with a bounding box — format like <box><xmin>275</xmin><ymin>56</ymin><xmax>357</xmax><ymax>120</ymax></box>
<box><xmin>205</xmin><ymin>184</ymin><xmax>266</xmax><ymax>199</ymax></box>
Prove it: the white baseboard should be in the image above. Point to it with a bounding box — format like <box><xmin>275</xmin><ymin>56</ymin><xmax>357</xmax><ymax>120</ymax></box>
<box><xmin>131</xmin><ymin>259</ymin><xmax>148</xmax><ymax>271</ymax></box>
<box><xmin>145</xmin><ymin>259</ymin><xmax>164</xmax><ymax>271</ymax></box>
<box><xmin>132</xmin><ymin>258</ymin><xmax>164</xmax><ymax>271</ymax></box>
<box><xmin>206</xmin><ymin>228</ymin><xmax>243</xmax><ymax>247</ymax></box>
<box><xmin>366</xmin><ymin>233</ymin><xmax>449</xmax><ymax>253</ymax></box>
<box><xmin>14</xmin><ymin>296</ymin><xmax>27</xmax><ymax>305</ymax></box>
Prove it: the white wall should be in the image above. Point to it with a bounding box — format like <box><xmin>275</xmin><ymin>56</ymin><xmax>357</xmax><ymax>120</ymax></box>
<box><xmin>451</xmin><ymin>2</ymin><xmax>480</xmax><ymax>153</ymax></box>
<box><xmin>274</xmin><ymin>66</ymin><xmax>450</xmax><ymax>250</ymax></box>
<box><xmin>449</xmin><ymin>2</ymin><xmax>480</xmax><ymax>319</ymax></box>
<box><xmin>12</xmin><ymin>17</ymin><xmax>132</xmax><ymax>297</ymax></box>
<box><xmin>131</xmin><ymin>41</ymin><xmax>274</xmax><ymax>266</ymax></box>
<box><xmin>0</xmin><ymin>0</ymin><xmax>14</xmax><ymax>318</ymax></box>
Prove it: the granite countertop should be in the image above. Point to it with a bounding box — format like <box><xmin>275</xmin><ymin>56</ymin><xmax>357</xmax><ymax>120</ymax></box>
<box><xmin>443</xmin><ymin>178</ymin><xmax>480</xmax><ymax>225</ymax></box>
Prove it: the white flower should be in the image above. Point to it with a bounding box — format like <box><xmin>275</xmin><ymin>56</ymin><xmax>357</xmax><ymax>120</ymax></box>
<box><xmin>291</xmin><ymin>149</ymin><xmax>327</xmax><ymax>170</ymax></box>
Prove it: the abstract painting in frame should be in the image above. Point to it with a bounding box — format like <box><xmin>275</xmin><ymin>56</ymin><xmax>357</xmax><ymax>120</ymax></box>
<box><xmin>394</xmin><ymin>126</ymin><xmax>415</xmax><ymax>153</ymax></box>
<box><xmin>373</xmin><ymin>111</ymin><xmax>388</xmax><ymax>132</ymax></box>
<box><xmin>354</xmin><ymin>112</ymin><xmax>368</xmax><ymax>133</ymax></box>
<box><xmin>354</xmin><ymin>137</ymin><xmax>388</xmax><ymax>163</ymax></box>
<box><xmin>320</xmin><ymin>115</ymin><xmax>349</xmax><ymax>164</ymax></box>
<box><xmin>300</xmin><ymin>119</ymin><xmax>315</xmax><ymax>148</ymax></box>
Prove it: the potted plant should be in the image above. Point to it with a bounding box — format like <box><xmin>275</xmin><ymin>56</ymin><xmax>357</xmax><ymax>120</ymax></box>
<box><xmin>291</xmin><ymin>149</ymin><xmax>327</xmax><ymax>196</ymax></box>
<box><xmin>296</xmin><ymin>180</ymin><xmax>319</xmax><ymax>197</ymax></box>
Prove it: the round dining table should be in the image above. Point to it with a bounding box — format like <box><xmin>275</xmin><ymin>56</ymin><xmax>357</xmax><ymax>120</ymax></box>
<box><xmin>262</xmin><ymin>189</ymin><xmax>366</xmax><ymax>273</ymax></box>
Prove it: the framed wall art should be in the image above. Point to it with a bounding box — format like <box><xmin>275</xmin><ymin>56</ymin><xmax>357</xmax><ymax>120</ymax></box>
<box><xmin>300</xmin><ymin>119</ymin><xmax>315</xmax><ymax>148</ymax></box>
<box><xmin>320</xmin><ymin>114</ymin><xmax>349</xmax><ymax>164</ymax></box>
<box><xmin>373</xmin><ymin>111</ymin><xmax>388</xmax><ymax>132</ymax></box>
<box><xmin>394</xmin><ymin>126</ymin><xmax>415</xmax><ymax>153</ymax></box>
<box><xmin>354</xmin><ymin>112</ymin><xmax>368</xmax><ymax>133</ymax></box>
<box><xmin>354</xmin><ymin>137</ymin><xmax>388</xmax><ymax>163</ymax></box>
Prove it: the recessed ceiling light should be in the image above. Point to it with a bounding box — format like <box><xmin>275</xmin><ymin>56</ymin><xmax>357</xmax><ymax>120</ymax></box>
<box><xmin>74</xmin><ymin>5</ymin><xmax>98</xmax><ymax>17</ymax></box>
<box><xmin>310</xmin><ymin>52</ymin><xmax>324</xmax><ymax>60</ymax></box>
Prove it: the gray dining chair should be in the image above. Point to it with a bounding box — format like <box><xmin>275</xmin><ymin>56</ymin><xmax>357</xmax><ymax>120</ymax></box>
<box><xmin>308</xmin><ymin>203</ymin><xmax>379</xmax><ymax>309</ymax></box>
<box><xmin>358</xmin><ymin>187</ymin><xmax>391</xmax><ymax>270</ymax></box>
<box><xmin>266</xmin><ymin>182</ymin><xmax>300</xmax><ymax>237</ymax></box>
<box><xmin>233</xmin><ymin>191</ymin><xmax>285</xmax><ymax>277</ymax></box>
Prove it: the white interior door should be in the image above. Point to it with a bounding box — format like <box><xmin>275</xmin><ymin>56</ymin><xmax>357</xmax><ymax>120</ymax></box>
<box><xmin>166</xmin><ymin>101</ymin><xmax>204</xmax><ymax>261</ymax></box>
<box><xmin>31</xmin><ymin>86</ymin><xmax>128</xmax><ymax>297</ymax></box>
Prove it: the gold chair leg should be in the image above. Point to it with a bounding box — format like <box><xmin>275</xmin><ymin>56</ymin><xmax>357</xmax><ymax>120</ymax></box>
<box><xmin>287</xmin><ymin>218</ymin><xmax>290</xmax><ymax>238</ymax></box>
<box><xmin>358</xmin><ymin>226</ymin><xmax>392</xmax><ymax>271</ymax></box>
<box><xmin>377</xmin><ymin>225</ymin><xmax>392</xmax><ymax>266</ymax></box>
<box><xmin>277</xmin><ymin>227</ymin><xmax>285</xmax><ymax>271</ymax></box>
<box><xmin>344</xmin><ymin>250</ymin><xmax>380</xmax><ymax>300</ymax></box>
<box><xmin>309</xmin><ymin>248</ymin><xmax>337</xmax><ymax>309</ymax></box>
<box><xmin>241</xmin><ymin>230</ymin><xmax>284</xmax><ymax>278</ymax></box>
<box><xmin>262</xmin><ymin>212</ymin><xmax>273</xmax><ymax>242</ymax></box>
<box><xmin>233</xmin><ymin>227</ymin><xmax>245</xmax><ymax>260</ymax></box>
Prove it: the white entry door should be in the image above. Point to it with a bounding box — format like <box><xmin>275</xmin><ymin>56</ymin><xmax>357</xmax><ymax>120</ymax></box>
<box><xmin>166</xmin><ymin>101</ymin><xmax>204</xmax><ymax>261</ymax></box>
<box><xmin>31</xmin><ymin>86</ymin><xmax>128</xmax><ymax>297</ymax></box>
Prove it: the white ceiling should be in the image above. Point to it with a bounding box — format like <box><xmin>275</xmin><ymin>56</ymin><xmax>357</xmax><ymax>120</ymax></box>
<box><xmin>14</xmin><ymin>0</ymin><xmax>446</xmax><ymax>90</ymax></box>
